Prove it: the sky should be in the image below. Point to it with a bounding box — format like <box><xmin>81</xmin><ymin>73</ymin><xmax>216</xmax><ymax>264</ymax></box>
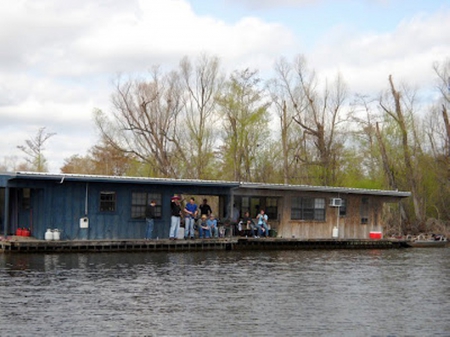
<box><xmin>1</xmin><ymin>0</ymin><xmax>449</xmax><ymax>173</ymax></box>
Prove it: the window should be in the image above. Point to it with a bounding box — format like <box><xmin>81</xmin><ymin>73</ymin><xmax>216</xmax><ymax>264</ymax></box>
<box><xmin>291</xmin><ymin>197</ymin><xmax>325</xmax><ymax>221</ymax></box>
<box><xmin>339</xmin><ymin>198</ymin><xmax>347</xmax><ymax>217</ymax></box>
<box><xmin>239</xmin><ymin>196</ymin><xmax>278</xmax><ymax>220</ymax></box>
<box><xmin>265</xmin><ymin>198</ymin><xmax>278</xmax><ymax>220</ymax></box>
<box><xmin>360</xmin><ymin>197</ymin><xmax>369</xmax><ymax>224</ymax></box>
<box><xmin>100</xmin><ymin>192</ymin><xmax>116</xmax><ymax>212</ymax></box>
<box><xmin>131</xmin><ymin>192</ymin><xmax>162</xmax><ymax>219</ymax></box>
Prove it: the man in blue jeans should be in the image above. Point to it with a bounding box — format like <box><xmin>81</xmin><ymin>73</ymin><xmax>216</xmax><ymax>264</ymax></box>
<box><xmin>184</xmin><ymin>197</ymin><xmax>198</xmax><ymax>239</ymax></box>
<box><xmin>256</xmin><ymin>209</ymin><xmax>269</xmax><ymax>238</ymax></box>
<box><xmin>145</xmin><ymin>200</ymin><xmax>157</xmax><ymax>239</ymax></box>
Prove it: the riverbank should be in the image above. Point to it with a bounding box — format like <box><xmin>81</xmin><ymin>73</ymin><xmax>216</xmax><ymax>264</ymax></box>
<box><xmin>0</xmin><ymin>236</ymin><xmax>411</xmax><ymax>253</ymax></box>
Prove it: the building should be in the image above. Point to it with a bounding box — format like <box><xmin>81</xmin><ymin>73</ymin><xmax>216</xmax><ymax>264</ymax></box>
<box><xmin>0</xmin><ymin>172</ymin><xmax>410</xmax><ymax>240</ymax></box>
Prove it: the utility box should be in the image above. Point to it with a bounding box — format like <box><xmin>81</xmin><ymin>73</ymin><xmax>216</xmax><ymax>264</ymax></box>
<box><xmin>80</xmin><ymin>217</ymin><xmax>89</xmax><ymax>228</ymax></box>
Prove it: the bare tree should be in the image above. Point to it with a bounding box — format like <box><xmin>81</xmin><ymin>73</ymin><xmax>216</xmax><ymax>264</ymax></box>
<box><xmin>274</xmin><ymin>55</ymin><xmax>349</xmax><ymax>186</ymax></box>
<box><xmin>94</xmin><ymin>68</ymin><xmax>186</xmax><ymax>178</ymax></box>
<box><xmin>379</xmin><ymin>75</ymin><xmax>425</xmax><ymax>228</ymax></box>
<box><xmin>269</xmin><ymin>57</ymin><xmax>307</xmax><ymax>184</ymax></box>
<box><xmin>179</xmin><ymin>54</ymin><xmax>223</xmax><ymax>178</ymax></box>
<box><xmin>0</xmin><ymin>155</ymin><xmax>21</xmax><ymax>172</ymax></box>
<box><xmin>432</xmin><ymin>59</ymin><xmax>450</xmax><ymax>156</ymax></box>
<box><xmin>17</xmin><ymin>127</ymin><xmax>56</xmax><ymax>172</ymax></box>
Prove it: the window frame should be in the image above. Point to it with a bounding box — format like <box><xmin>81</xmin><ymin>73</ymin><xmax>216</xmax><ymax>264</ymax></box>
<box><xmin>265</xmin><ymin>197</ymin><xmax>278</xmax><ymax>220</ymax></box>
<box><xmin>100</xmin><ymin>191</ymin><xmax>116</xmax><ymax>212</ymax></box>
<box><xmin>291</xmin><ymin>197</ymin><xmax>326</xmax><ymax>221</ymax></box>
<box><xmin>339</xmin><ymin>198</ymin><xmax>347</xmax><ymax>217</ymax></box>
<box><xmin>360</xmin><ymin>197</ymin><xmax>369</xmax><ymax>224</ymax></box>
<box><xmin>131</xmin><ymin>192</ymin><xmax>162</xmax><ymax>220</ymax></box>
<box><xmin>239</xmin><ymin>196</ymin><xmax>279</xmax><ymax>220</ymax></box>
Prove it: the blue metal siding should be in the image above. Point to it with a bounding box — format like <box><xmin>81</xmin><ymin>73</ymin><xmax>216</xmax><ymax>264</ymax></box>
<box><xmin>21</xmin><ymin>180</ymin><xmax>232</xmax><ymax>240</ymax></box>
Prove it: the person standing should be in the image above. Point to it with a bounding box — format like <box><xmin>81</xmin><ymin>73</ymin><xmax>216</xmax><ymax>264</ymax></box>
<box><xmin>145</xmin><ymin>199</ymin><xmax>157</xmax><ymax>240</ymax></box>
<box><xmin>184</xmin><ymin>197</ymin><xmax>198</xmax><ymax>239</ymax></box>
<box><xmin>199</xmin><ymin>198</ymin><xmax>212</xmax><ymax>217</ymax></box>
<box><xmin>169</xmin><ymin>195</ymin><xmax>182</xmax><ymax>240</ymax></box>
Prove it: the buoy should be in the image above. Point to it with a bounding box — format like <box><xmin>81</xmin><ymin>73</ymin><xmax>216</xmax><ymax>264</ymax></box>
<box><xmin>332</xmin><ymin>226</ymin><xmax>339</xmax><ymax>238</ymax></box>
<box><xmin>45</xmin><ymin>229</ymin><xmax>53</xmax><ymax>241</ymax></box>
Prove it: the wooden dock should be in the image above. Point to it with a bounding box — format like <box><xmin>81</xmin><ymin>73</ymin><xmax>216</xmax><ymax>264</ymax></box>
<box><xmin>0</xmin><ymin>236</ymin><xmax>410</xmax><ymax>253</ymax></box>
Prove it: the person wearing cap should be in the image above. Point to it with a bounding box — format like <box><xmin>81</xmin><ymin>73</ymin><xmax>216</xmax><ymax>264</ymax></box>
<box><xmin>207</xmin><ymin>213</ymin><xmax>218</xmax><ymax>238</ymax></box>
<box><xmin>169</xmin><ymin>195</ymin><xmax>182</xmax><ymax>240</ymax></box>
<box><xmin>197</xmin><ymin>214</ymin><xmax>210</xmax><ymax>239</ymax></box>
<box><xmin>184</xmin><ymin>197</ymin><xmax>198</xmax><ymax>240</ymax></box>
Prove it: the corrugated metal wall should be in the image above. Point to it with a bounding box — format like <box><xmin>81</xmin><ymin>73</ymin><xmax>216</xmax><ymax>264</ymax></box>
<box><xmin>20</xmin><ymin>180</ymin><xmax>233</xmax><ymax>240</ymax></box>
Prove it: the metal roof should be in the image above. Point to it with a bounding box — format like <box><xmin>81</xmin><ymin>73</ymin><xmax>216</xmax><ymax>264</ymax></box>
<box><xmin>6</xmin><ymin>171</ymin><xmax>240</xmax><ymax>188</ymax></box>
<box><xmin>238</xmin><ymin>182</ymin><xmax>411</xmax><ymax>198</ymax></box>
<box><xmin>2</xmin><ymin>171</ymin><xmax>411</xmax><ymax>197</ymax></box>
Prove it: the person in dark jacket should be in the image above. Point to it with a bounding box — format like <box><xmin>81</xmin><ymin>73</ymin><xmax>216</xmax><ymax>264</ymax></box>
<box><xmin>169</xmin><ymin>195</ymin><xmax>182</xmax><ymax>240</ymax></box>
<box><xmin>199</xmin><ymin>198</ymin><xmax>212</xmax><ymax>217</ymax></box>
<box><xmin>145</xmin><ymin>200</ymin><xmax>157</xmax><ymax>239</ymax></box>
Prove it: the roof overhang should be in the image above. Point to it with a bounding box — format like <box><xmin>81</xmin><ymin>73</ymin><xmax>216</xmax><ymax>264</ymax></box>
<box><xmin>1</xmin><ymin>172</ymin><xmax>411</xmax><ymax>198</ymax></box>
<box><xmin>237</xmin><ymin>182</ymin><xmax>411</xmax><ymax>198</ymax></box>
<box><xmin>4</xmin><ymin>171</ymin><xmax>240</xmax><ymax>188</ymax></box>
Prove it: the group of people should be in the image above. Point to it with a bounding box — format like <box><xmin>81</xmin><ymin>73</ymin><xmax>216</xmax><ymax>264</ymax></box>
<box><xmin>169</xmin><ymin>196</ymin><xmax>219</xmax><ymax>240</ymax></box>
<box><xmin>239</xmin><ymin>210</ymin><xmax>270</xmax><ymax>238</ymax></box>
<box><xmin>145</xmin><ymin>195</ymin><xmax>270</xmax><ymax>240</ymax></box>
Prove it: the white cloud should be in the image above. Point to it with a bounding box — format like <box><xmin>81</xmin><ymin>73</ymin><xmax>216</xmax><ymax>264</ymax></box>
<box><xmin>309</xmin><ymin>10</ymin><xmax>450</xmax><ymax>94</ymax></box>
<box><xmin>0</xmin><ymin>0</ymin><xmax>448</xmax><ymax>173</ymax></box>
<box><xmin>225</xmin><ymin>0</ymin><xmax>322</xmax><ymax>10</ymax></box>
<box><xmin>0</xmin><ymin>0</ymin><xmax>296</xmax><ymax>172</ymax></box>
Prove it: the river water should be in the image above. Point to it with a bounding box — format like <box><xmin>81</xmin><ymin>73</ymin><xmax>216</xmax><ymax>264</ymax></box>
<box><xmin>0</xmin><ymin>248</ymin><xmax>449</xmax><ymax>337</ymax></box>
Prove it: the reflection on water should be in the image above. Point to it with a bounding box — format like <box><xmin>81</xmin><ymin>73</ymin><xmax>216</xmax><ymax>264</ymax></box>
<box><xmin>0</xmin><ymin>249</ymin><xmax>449</xmax><ymax>336</ymax></box>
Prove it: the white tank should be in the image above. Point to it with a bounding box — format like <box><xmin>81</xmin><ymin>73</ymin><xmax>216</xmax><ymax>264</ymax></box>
<box><xmin>52</xmin><ymin>230</ymin><xmax>61</xmax><ymax>241</ymax></box>
<box><xmin>177</xmin><ymin>227</ymin><xmax>185</xmax><ymax>239</ymax></box>
<box><xmin>332</xmin><ymin>226</ymin><xmax>339</xmax><ymax>238</ymax></box>
<box><xmin>45</xmin><ymin>229</ymin><xmax>53</xmax><ymax>241</ymax></box>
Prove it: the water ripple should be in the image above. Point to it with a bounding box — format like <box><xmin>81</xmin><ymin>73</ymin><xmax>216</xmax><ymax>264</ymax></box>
<box><xmin>0</xmin><ymin>249</ymin><xmax>449</xmax><ymax>336</ymax></box>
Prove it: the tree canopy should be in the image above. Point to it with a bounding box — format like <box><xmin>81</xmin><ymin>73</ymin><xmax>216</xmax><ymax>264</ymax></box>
<box><xmin>52</xmin><ymin>54</ymin><xmax>450</xmax><ymax>234</ymax></box>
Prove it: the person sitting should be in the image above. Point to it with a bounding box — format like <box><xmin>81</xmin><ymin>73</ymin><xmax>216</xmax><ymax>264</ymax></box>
<box><xmin>207</xmin><ymin>214</ymin><xmax>219</xmax><ymax>238</ymax></box>
<box><xmin>242</xmin><ymin>211</ymin><xmax>257</xmax><ymax>237</ymax></box>
<box><xmin>197</xmin><ymin>215</ymin><xmax>211</xmax><ymax>239</ymax></box>
<box><xmin>256</xmin><ymin>209</ymin><xmax>269</xmax><ymax>238</ymax></box>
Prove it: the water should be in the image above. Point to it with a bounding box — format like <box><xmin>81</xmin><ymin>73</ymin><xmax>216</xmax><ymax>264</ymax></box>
<box><xmin>0</xmin><ymin>248</ymin><xmax>449</xmax><ymax>337</ymax></box>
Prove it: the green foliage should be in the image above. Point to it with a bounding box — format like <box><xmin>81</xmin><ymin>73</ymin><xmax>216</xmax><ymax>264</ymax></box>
<box><xmin>216</xmin><ymin>68</ymin><xmax>271</xmax><ymax>182</ymax></box>
<box><xmin>55</xmin><ymin>55</ymin><xmax>450</xmax><ymax>227</ymax></box>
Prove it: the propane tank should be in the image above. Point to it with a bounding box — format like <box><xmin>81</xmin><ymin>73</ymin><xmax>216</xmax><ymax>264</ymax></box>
<box><xmin>45</xmin><ymin>229</ymin><xmax>53</xmax><ymax>241</ymax></box>
<box><xmin>332</xmin><ymin>226</ymin><xmax>339</xmax><ymax>238</ymax></box>
<box><xmin>52</xmin><ymin>229</ymin><xmax>61</xmax><ymax>241</ymax></box>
